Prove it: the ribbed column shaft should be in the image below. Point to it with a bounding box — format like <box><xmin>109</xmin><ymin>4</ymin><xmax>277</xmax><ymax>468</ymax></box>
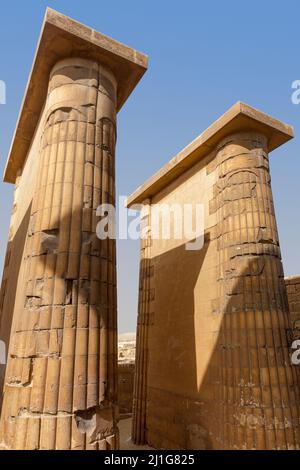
<box><xmin>132</xmin><ymin>200</ymin><xmax>152</xmax><ymax>445</ymax></box>
<box><xmin>0</xmin><ymin>58</ymin><xmax>119</xmax><ymax>450</ymax></box>
<box><xmin>214</xmin><ymin>132</ymin><xmax>300</xmax><ymax>449</ymax></box>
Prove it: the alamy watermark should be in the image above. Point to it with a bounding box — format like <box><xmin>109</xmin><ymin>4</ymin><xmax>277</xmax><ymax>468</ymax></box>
<box><xmin>0</xmin><ymin>80</ymin><xmax>6</xmax><ymax>105</ymax></box>
<box><xmin>96</xmin><ymin>197</ymin><xmax>205</xmax><ymax>251</ymax></box>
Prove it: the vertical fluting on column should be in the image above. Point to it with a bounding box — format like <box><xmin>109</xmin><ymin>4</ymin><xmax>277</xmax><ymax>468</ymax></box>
<box><xmin>0</xmin><ymin>171</ymin><xmax>21</xmax><ymax>408</ymax></box>
<box><xmin>132</xmin><ymin>200</ymin><xmax>152</xmax><ymax>445</ymax></box>
<box><xmin>212</xmin><ymin>132</ymin><xmax>300</xmax><ymax>449</ymax></box>
<box><xmin>0</xmin><ymin>58</ymin><xmax>119</xmax><ymax>450</ymax></box>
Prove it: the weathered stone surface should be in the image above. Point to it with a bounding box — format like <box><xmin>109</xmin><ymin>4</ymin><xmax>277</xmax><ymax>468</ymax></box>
<box><xmin>118</xmin><ymin>364</ymin><xmax>135</xmax><ymax>416</ymax></box>
<box><xmin>0</xmin><ymin>8</ymin><xmax>147</xmax><ymax>450</ymax></box>
<box><xmin>118</xmin><ymin>333</ymin><xmax>136</xmax><ymax>364</ymax></box>
<box><xmin>285</xmin><ymin>276</ymin><xmax>300</xmax><ymax>339</ymax></box>
<box><xmin>129</xmin><ymin>104</ymin><xmax>300</xmax><ymax>450</ymax></box>
<box><xmin>3</xmin><ymin>7</ymin><xmax>148</xmax><ymax>184</ymax></box>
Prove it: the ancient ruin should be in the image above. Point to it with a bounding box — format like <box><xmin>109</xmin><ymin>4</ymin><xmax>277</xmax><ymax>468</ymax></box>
<box><xmin>285</xmin><ymin>276</ymin><xmax>300</xmax><ymax>340</ymax></box>
<box><xmin>0</xmin><ymin>6</ymin><xmax>299</xmax><ymax>453</ymax></box>
<box><xmin>0</xmin><ymin>9</ymin><xmax>147</xmax><ymax>450</ymax></box>
<box><xmin>127</xmin><ymin>102</ymin><xmax>300</xmax><ymax>450</ymax></box>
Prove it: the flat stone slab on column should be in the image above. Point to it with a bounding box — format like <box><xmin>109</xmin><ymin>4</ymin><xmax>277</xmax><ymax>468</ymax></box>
<box><xmin>4</xmin><ymin>7</ymin><xmax>148</xmax><ymax>184</ymax></box>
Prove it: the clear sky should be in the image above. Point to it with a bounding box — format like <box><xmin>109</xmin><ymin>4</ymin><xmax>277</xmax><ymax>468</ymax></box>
<box><xmin>0</xmin><ymin>0</ymin><xmax>299</xmax><ymax>333</ymax></box>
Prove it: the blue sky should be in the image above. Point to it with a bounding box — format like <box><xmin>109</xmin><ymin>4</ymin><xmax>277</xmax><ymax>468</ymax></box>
<box><xmin>0</xmin><ymin>0</ymin><xmax>299</xmax><ymax>333</ymax></box>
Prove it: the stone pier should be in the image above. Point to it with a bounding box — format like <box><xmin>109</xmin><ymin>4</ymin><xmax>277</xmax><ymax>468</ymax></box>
<box><xmin>0</xmin><ymin>8</ymin><xmax>147</xmax><ymax>450</ymax></box>
<box><xmin>127</xmin><ymin>102</ymin><xmax>300</xmax><ymax>450</ymax></box>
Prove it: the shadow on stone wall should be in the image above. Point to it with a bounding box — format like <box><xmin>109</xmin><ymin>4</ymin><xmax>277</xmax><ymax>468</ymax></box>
<box><xmin>139</xmin><ymin>237</ymin><xmax>300</xmax><ymax>449</ymax></box>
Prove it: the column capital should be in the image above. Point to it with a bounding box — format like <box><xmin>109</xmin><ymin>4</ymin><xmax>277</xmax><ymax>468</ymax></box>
<box><xmin>4</xmin><ymin>7</ymin><xmax>148</xmax><ymax>184</ymax></box>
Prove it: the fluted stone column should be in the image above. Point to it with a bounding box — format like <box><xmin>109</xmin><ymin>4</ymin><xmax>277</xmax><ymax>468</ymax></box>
<box><xmin>132</xmin><ymin>200</ymin><xmax>153</xmax><ymax>444</ymax></box>
<box><xmin>0</xmin><ymin>58</ymin><xmax>119</xmax><ymax>450</ymax></box>
<box><xmin>212</xmin><ymin>132</ymin><xmax>300</xmax><ymax>449</ymax></box>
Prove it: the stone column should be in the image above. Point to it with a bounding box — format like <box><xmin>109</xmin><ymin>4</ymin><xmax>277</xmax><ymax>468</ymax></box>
<box><xmin>132</xmin><ymin>200</ymin><xmax>153</xmax><ymax>445</ymax></box>
<box><xmin>212</xmin><ymin>132</ymin><xmax>300</xmax><ymax>449</ymax></box>
<box><xmin>0</xmin><ymin>58</ymin><xmax>118</xmax><ymax>450</ymax></box>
